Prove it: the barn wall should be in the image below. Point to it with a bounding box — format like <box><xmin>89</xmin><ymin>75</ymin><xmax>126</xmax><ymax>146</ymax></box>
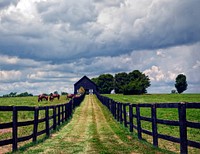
<box><xmin>74</xmin><ymin>77</ymin><xmax>98</xmax><ymax>94</ymax></box>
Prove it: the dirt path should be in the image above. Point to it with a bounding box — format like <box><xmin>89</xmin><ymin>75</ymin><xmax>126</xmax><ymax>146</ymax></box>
<box><xmin>18</xmin><ymin>95</ymin><xmax>166</xmax><ymax>154</ymax></box>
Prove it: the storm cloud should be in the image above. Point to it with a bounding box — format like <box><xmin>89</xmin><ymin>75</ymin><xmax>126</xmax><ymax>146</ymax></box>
<box><xmin>0</xmin><ymin>0</ymin><xmax>200</xmax><ymax>95</ymax></box>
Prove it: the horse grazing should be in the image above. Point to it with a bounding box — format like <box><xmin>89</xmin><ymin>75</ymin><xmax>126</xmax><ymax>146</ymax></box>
<box><xmin>38</xmin><ymin>94</ymin><xmax>48</xmax><ymax>102</ymax></box>
<box><xmin>67</xmin><ymin>94</ymin><xmax>75</xmax><ymax>99</ymax></box>
<box><xmin>49</xmin><ymin>93</ymin><xmax>60</xmax><ymax>101</ymax></box>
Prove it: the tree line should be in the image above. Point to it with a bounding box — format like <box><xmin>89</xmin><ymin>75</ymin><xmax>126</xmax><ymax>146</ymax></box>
<box><xmin>1</xmin><ymin>91</ymin><xmax>69</xmax><ymax>98</ymax></box>
<box><xmin>92</xmin><ymin>70</ymin><xmax>151</xmax><ymax>95</ymax></box>
<box><xmin>92</xmin><ymin>70</ymin><xmax>188</xmax><ymax>95</ymax></box>
<box><xmin>2</xmin><ymin>92</ymin><xmax>33</xmax><ymax>97</ymax></box>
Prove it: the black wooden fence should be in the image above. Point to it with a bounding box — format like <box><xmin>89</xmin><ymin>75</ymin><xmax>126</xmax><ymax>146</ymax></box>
<box><xmin>96</xmin><ymin>94</ymin><xmax>200</xmax><ymax>154</ymax></box>
<box><xmin>0</xmin><ymin>94</ymin><xmax>85</xmax><ymax>152</ymax></box>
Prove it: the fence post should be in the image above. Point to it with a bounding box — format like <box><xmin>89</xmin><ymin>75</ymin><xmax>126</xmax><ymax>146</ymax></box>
<box><xmin>72</xmin><ymin>98</ymin><xmax>75</xmax><ymax>110</ymax></box>
<box><xmin>129</xmin><ymin>104</ymin><xmax>133</xmax><ymax>132</ymax></box>
<box><xmin>53</xmin><ymin>106</ymin><xmax>57</xmax><ymax>130</ymax></box>
<box><xmin>45</xmin><ymin>106</ymin><xmax>50</xmax><ymax>137</ymax></box>
<box><xmin>12</xmin><ymin>106</ymin><xmax>18</xmax><ymax>151</ymax></box>
<box><xmin>111</xmin><ymin>100</ymin><xmax>114</xmax><ymax>116</ymax></box>
<box><xmin>117</xmin><ymin>102</ymin><xmax>119</xmax><ymax>121</ymax></box>
<box><xmin>136</xmin><ymin>104</ymin><xmax>142</xmax><ymax>139</ymax></box>
<box><xmin>110</xmin><ymin>100</ymin><xmax>113</xmax><ymax>116</ymax></box>
<box><xmin>70</xmin><ymin>100</ymin><xmax>73</xmax><ymax>116</ymax></box>
<box><xmin>108</xmin><ymin>99</ymin><xmax>111</xmax><ymax>111</ymax></box>
<box><xmin>151</xmin><ymin>104</ymin><xmax>158</xmax><ymax>147</ymax></box>
<box><xmin>58</xmin><ymin>105</ymin><xmax>61</xmax><ymax>126</ymax></box>
<box><xmin>114</xmin><ymin>101</ymin><xmax>117</xmax><ymax>119</ymax></box>
<box><xmin>33</xmin><ymin>107</ymin><xmax>39</xmax><ymax>142</ymax></box>
<box><xmin>178</xmin><ymin>102</ymin><xmax>188</xmax><ymax>154</ymax></box>
<box><xmin>65</xmin><ymin>104</ymin><xmax>68</xmax><ymax>121</ymax></box>
<box><xmin>123</xmin><ymin>104</ymin><xmax>127</xmax><ymax>127</ymax></box>
<box><xmin>62</xmin><ymin>105</ymin><xmax>64</xmax><ymax>123</ymax></box>
<box><xmin>120</xmin><ymin>103</ymin><xmax>123</xmax><ymax>123</ymax></box>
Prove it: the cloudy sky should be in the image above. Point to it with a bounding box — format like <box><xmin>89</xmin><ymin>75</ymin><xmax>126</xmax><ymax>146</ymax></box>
<box><xmin>0</xmin><ymin>0</ymin><xmax>200</xmax><ymax>95</ymax></box>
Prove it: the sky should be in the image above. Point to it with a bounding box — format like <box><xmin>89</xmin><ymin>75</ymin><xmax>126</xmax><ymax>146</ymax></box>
<box><xmin>0</xmin><ymin>0</ymin><xmax>200</xmax><ymax>95</ymax></box>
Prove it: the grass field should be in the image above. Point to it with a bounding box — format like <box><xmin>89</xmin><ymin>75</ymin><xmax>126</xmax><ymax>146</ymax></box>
<box><xmin>0</xmin><ymin>95</ymin><xmax>68</xmax><ymax>106</ymax></box>
<box><xmin>0</xmin><ymin>95</ymin><xmax>69</xmax><ymax>153</ymax></box>
<box><xmin>103</xmin><ymin>93</ymin><xmax>200</xmax><ymax>103</ymax></box>
<box><xmin>14</xmin><ymin>95</ymin><xmax>170</xmax><ymax>154</ymax></box>
<box><xmin>0</xmin><ymin>94</ymin><xmax>200</xmax><ymax>153</ymax></box>
<box><xmin>104</xmin><ymin>93</ymin><xmax>200</xmax><ymax>153</ymax></box>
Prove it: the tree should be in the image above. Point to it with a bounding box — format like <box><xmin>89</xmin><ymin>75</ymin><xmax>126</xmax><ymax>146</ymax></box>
<box><xmin>115</xmin><ymin>72</ymin><xmax>128</xmax><ymax>93</ymax></box>
<box><xmin>92</xmin><ymin>70</ymin><xmax>150</xmax><ymax>95</ymax></box>
<box><xmin>16</xmin><ymin>92</ymin><xmax>33</xmax><ymax>97</ymax></box>
<box><xmin>61</xmin><ymin>92</ymin><xmax>68</xmax><ymax>95</ymax></box>
<box><xmin>175</xmin><ymin>74</ymin><xmax>187</xmax><ymax>94</ymax></box>
<box><xmin>171</xmin><ymin>90</ymin><xmax>177</xmax><ymax>94</ymax></box>
<box><xmin>123</xmin><ymin>70</ymin><xmax>151</xmax><ymax>95</ymax></box>
<box><xmin>92</xmin><ymin>74</ymin><xmax>114</xmax><ymax>94</ymax></box>
<box><xmin>9</xmin><ymin>92</ymin><xmax>17</xmax><ymax>97</ymax></box>
<box><xmin>54</xmin><ymin>91</ymin><xmax>58</xmax><ymax>94</ymax></box>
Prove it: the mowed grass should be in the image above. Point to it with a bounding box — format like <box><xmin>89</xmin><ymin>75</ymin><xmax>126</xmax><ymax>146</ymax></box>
<box><xmin>0</xmin><ymin>95</ymin><xmax>69</xmax><ymax>153</ymax></box>
<box><xmin>0</xmin><ymin>95</ymin><xmax>68</xmax><ymax>107</ymax></box>
<box><xmin>104</xmin><ymin>94</ymin><xmax>200</xmax><ymax>153</ymax></box>
<box><xmin>0</xmin><ymin>95</ymin><xmax>69</xmax><ymax>122</ymax></box>
<box><xmin>15</xmin><ymin>95</ymin><xmax>171</xmax><ymax>154</ymax></box>
<box><xmin>103</xmin><ymin>93</ymin><xmax>200</xmax><ymax>103</ymax></box>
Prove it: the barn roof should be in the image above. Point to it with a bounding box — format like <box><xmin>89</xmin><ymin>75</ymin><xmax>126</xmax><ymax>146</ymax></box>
<box><xmin>74</xmin><ymin>75</ymin><xmax>97</xmax><ymax>87</ymax></box>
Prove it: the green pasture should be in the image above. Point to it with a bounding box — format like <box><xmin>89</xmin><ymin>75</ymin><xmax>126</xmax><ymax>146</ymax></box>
<box><xmin>0</xmin><ymin>95</ymin><xmax>68</xmax><ymax>106</ymax></box>
<box><xmin>0</xmin><ymin>95</ymin><xmax>69</xmax><ymax>151</ymax></box>
<box><xmin>0</xmin><ymin>94</ymin><xmax>200</xmax><ymax>153</ymax></box>
<box><xmin>103</xmin><ymin>93</ymin><xmax>200</xmax><ymax>103</ymax></box>
<box><xmin>104</xmin><ymin>93</ymin><xmax>200</xmax><ymax>153</ymax></box>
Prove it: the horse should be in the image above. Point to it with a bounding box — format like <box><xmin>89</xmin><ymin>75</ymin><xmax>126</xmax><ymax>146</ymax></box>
<box><xmin>67</xmin><ymin>94</ymin><xmax>75</xmax><ymax>99</ymax></box>
<box><xmin>49</xmin><ymin>93</ymin><xmax>60</xmax><ymax>101</ymax></box>
<box><xmin>38</xmin><ymin>94</ymin><xmax>48</xmax><ymax>102</ymax></box>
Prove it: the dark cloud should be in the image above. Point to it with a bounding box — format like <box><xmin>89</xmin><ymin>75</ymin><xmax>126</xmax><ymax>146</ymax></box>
<box><xmin>0</xmin><ymin>0</ymin><xmax>18</xmax><ymax>9</ymax></box>
<box><xmin>0</xmin><ymin>0</ymin><xmax>200</xmax><ymax>95</ymax></box>
<box><xmin>1</xmin><ymin>0</ymin><xmax>199</xmax><ymax>62</ymax></box>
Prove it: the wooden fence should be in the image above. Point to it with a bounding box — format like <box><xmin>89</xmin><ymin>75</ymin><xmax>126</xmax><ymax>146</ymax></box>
<box><xmin>96</xmin><ymin>94</ymin><xmax>200</xmax><ymax>154</ymax></box>
<box><xmin>0</xmin><ymin>94</ymin><xmax>85</xmax><ymax>152</ymax></box>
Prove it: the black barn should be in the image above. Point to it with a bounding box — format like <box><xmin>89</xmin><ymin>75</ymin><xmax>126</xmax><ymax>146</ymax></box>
<box><xmin>74</xmin><ymin>76</ymin><xmax>98</xmax><ymax>94</ymax></box>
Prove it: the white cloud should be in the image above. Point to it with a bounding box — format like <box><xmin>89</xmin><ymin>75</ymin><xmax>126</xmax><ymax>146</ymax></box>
<box><xmin>192</xmin><ymin>60</ymin><xmax>200</xmax><ymax>69</ymax></box>
<box><xmin>0</xmin><ymin>0</ymin><xmax>200</xmax><ymax>95</ymax></box>
<box><xmin>0</xmin><ymin>0</ymin><xmax>18</xmax><ymax>9</ymax></box>
<box><xmin>0</xmin><ymin>70</ymin><xmax>22</xmax><ymax>82</ymax></box>
<box><xmin>1</xmin><ymin>0</ymin><xmax>200</xmax><ymax>62</ymax></box>
<box><xmin>143</xmin><ymin>65</ymin><xmax>176</xmax><ymax>82</ymax></box>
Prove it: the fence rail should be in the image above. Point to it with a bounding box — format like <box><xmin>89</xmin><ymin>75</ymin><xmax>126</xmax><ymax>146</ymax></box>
<box><xmin>0</xmin><ymin>94</ymin><xmax>85</xmax><ymax>152</ymax></box>
<box><xmin>96</xmin><ymin>94</ymin><xmax>200</xmax><ymax>154</ymax></box>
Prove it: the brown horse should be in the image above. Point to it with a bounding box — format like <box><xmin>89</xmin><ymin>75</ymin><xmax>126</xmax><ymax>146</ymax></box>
<box><xmin>67</xmin><ymin>94</ymin><xmax>75</xmax><ymax>99</ymax></box>
<box><xmin>38</xmin><ymin>94</ymin><xmax>48</xmax><ymax>102</ymax></box>
<box><xmin>49</xmin><ymin>93</ymin><xmax>60</xmax><ymax>101</ymax></box>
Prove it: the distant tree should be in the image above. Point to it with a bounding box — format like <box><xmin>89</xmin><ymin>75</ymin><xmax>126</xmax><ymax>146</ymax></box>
<box><xmin>9</xmin><ymin>92</ymin><xmax>17</xmax><ymax>97</ymax></box>
<box><xmin>175</xmin><ymin>74</ymin><xmax>187</xmax><ymax>94</ymax></box>
<box><xmin>61</xmin><ymin>92</ymin><xmax>68</xmax><ymax>95</ymax></box>
<box><xmin>123</xmin><ymin>70</ymin><xmax>151</xmax><ymax>95</ymax></box>
<box><xmin>3</xmin><ymin>94</ymin><xmax>9</xmax><ymax>97</ymax></box>
<box><xmin>171</xmin><ymin>90</ymin><xmax>177</xmax><ymax>94</ymax></box>
<box><xmin>92</xmin><ymin>70</ymin><xmax>150</xmax><ymax>95</ymax></box>
<box><xmin>92</xmin><ymin>74</ymin><xmax>114</xmax><ymax>94</ymax></box>
<box><xmin>115</xmin><ymin>72</ymin><xmax>128</xmax><ymax>93</ymax></box>
<box><xmin>17</xmin><ymin>92</ymin><xmax>27</xmax><ymax>97</ymax></box>
<box><xmin>54</xmin><ymin>91</ymin><xmax>58</xmax><ymax>94</ymax></box>
<box><xmin>91</xmin><ymin>77</ymin><xmax>99</xmax><ymax>84</ymax></box>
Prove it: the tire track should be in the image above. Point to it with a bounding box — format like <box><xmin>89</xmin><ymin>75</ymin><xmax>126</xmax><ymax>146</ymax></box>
<box><xmin>20</xmin><ymin>95</ymin><xmax>165</xmax><ymax>154</ymax></box>
<box><xmin>91</xmin><ymin>95</ymin><xmax>137</xmax><ymax>153</ymax></box>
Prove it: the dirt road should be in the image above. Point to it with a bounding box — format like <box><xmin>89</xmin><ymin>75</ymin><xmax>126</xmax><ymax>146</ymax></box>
<box><xmin>19</xmin><ymin>95</ymin><xmax>165</xmax><ymax>154</ymax></box>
